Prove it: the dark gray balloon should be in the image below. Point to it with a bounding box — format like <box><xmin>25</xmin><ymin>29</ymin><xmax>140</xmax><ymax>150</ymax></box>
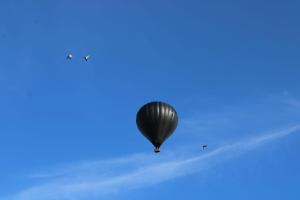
<box><xmin>136</xmin><ymin>101</ymin><xmax>178</xmax><ymax>153</ymax></box>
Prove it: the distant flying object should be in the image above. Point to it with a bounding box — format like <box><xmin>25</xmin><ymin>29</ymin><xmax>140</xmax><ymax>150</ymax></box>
<box><xmin>83</xmin><ymin>55</ymin><xmax>90</xmax><ymax>61</ymax></box>
<box><xmin>202</xmin><ymin>144</ymin><xmax>208</xmax><ymax>150</ymax></box>
<box><xmin>136</xmin><ymin>101</ymin><xmax>178</xmax><ymax>153</ymax></box>
<box><xmin>67</xmin><ymin>54</ymin><xmax>73</xmax><ymax>60</ymax></box>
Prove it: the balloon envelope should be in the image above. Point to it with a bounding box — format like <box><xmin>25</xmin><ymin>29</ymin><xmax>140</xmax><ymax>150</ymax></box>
<box><xmin>136</xmin><ymin>101</ymin><xmax>178</xmax><ymax>152</ymax></box>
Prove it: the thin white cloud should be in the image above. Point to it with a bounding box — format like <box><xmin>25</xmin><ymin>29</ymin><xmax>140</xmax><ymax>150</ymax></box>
<box><xmin>272</xmin><ymin>93</ymin><xmax>300</xmax><ymax>109</ymax></box>
<box><xmin>4</xmin><ymin>125</ymin><xmax>300</xmax><ymax>200</ymax></box>
<box><xmin>282</xmin><ymin>98</ymin><xmax>300</xmax><ymax>108</ymax></box>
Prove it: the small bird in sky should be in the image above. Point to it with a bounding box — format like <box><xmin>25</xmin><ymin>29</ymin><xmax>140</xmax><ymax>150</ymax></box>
<box><xmin>67</xmin><ymin>53</ymin><xmax>73</xmax><ymax>60</ymax></box>
<box><xmin>202</xmin><ymin>144</ymin><xmax>208</xmax><ymax>150</ymax></box>
<box><xmin>83</xmin><ymin>55</ymin><xmax>90</xmax><ymax>61</ymax></box>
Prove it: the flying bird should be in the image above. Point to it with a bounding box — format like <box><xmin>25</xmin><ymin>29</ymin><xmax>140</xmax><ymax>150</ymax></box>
<box><xmin>202</xmin><ymin>144</ymin><xmax>208</xmax><ymax>150</ymax></box>
<box><xmin>83</xmin><ymin>55</ymin><xmax>90</xmax><ymax>61</ymax></box>
<box><xmin>67</xmin><ymin>54</ymin><xmax>73</xmax><ymax>60</ymax></box>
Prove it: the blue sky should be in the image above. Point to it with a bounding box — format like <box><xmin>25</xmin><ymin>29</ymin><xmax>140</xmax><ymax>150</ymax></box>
<box><xmin>0</xmin><ymin>1</ymin><xmax>300</xmax><ymax>199</ymax></box>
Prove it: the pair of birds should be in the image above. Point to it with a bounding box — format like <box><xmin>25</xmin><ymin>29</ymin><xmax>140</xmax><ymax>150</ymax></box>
<box><xmin>67</xmin><ymin>54</ymin><xmax>90</xmax><ymax>61</ymax></box>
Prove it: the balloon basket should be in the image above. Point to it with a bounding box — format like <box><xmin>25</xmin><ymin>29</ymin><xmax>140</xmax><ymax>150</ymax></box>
<box><xmin>154</xmin><ymin>147</ymin><xmax>160</xmax><ymax>153</ymax></box>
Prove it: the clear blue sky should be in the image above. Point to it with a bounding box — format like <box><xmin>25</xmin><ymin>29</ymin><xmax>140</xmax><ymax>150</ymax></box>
<box><xmin>0</xmin><ymin>1</ymin><xmax>300</xmax><ymax>199</ymax></box>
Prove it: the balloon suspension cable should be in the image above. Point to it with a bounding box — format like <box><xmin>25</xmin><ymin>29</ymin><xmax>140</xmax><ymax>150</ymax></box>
<box><xmin>154</xmin><ymin>146</ymin><xmax>160</xmax><ymax>153</ymax></box>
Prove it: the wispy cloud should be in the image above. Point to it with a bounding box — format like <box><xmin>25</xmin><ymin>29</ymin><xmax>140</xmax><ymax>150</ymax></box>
<box><xmin>4</xmin><ymin>125</ymin><xmax>300</xmax><ymax>200</ymax></box>
<box><xmin>281</xmin><ymin>97</ymin><xmax>300</xmax><ymax>108</ymax></box>
<box><xmin>270</xmin><ymin>92</ymin><xmax>300</xmax><ymax>109</ymax></box>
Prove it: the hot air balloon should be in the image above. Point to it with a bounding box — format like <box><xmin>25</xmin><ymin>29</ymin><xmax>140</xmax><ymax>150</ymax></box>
<box><xmin>136</xmin><ymin>101</ymin><xmax>178</xmax><ymax>153</ymax></box>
